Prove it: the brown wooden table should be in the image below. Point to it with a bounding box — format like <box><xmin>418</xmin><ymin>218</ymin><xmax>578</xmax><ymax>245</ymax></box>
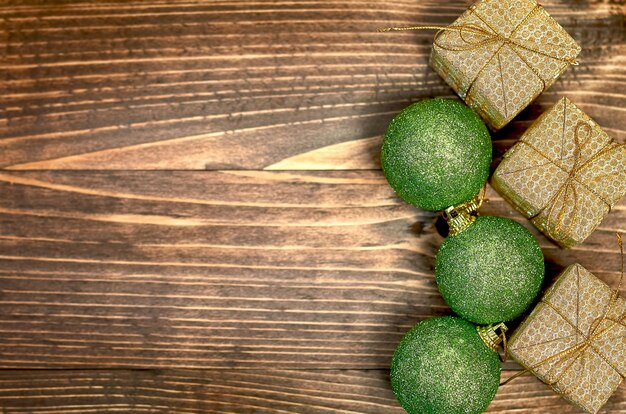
<box><xmin>1</xmin><ymin>1</ymin><xmax>624</xmax><ymax>412</ymax></box>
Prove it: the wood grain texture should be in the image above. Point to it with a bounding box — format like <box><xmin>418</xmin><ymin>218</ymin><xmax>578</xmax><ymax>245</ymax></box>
<box><xmin>0</xmin><ymin>370</ymin><xmax>623</xmax><ymax>414</ymax></box>
<box><xmin>1</xmin><ymin>0</ymin><xmax>624</xmax><ymax>170</ymax></box>
<box><xmin>0</xmin><ymin>171</ymin><xmax>623</xmax><ymax>370</ymax></box>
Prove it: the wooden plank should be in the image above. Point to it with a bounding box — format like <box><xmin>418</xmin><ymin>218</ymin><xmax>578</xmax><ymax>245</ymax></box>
<box><xmin>1</xmin><ymin>0</ymin><xmax>624</xmax><ymax>170</ymax></box>
<box><xmin>0</xmin><ymin>170</ymin><xmax>623</xmax><ymax>369</ymax></box>
<box><xmin>0</xmin><ymin>369</ymin><xmax>623</xmax><ymax>413</ymax></box>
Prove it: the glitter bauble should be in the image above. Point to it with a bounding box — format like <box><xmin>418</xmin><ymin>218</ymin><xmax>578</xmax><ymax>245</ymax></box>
<box><xmin>390</xmin><ymin>316</ymin><xmax>500</xmax><ymax>414</ymax></box>
<box><xmin>436</xmin><ymin>216</ymin><xmax>545</xmax><ymax>324</ymax></box>
<box><xmin>381</xmin><ymin>98</ymin><xmax>491</xmax><ymax>211</ymax></box>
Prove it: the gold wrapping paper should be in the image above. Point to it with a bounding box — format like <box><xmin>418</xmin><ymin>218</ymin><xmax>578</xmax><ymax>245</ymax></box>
<box><xmin>492</xmin><ymin>97</ymin><xmax>626</xmax><ymax>248</ymax></box>
<box><xmin>429</xmin><ymin>0</ymin><xmax>580</xmax><ymax>130</ymax></box>
<box><xmin>508</xmin><ymin>264</ymin><xmax>626</xmax><ymax>414</ymax></box>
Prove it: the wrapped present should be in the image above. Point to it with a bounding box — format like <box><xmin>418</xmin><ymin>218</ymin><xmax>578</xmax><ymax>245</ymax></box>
<box><xmin>429</xmin><ymin>0</ymin><xmax>580</xmax><ymax>130</ymax></box>
<box><xmin>508</xmin><ymin>263</ymin><xmax>626</xmax><ymax>414</ymax></box>
<box><xmin>492</xmin><ymin>97</ymin><xmax>626</xmax><ymax>248</ymax></box>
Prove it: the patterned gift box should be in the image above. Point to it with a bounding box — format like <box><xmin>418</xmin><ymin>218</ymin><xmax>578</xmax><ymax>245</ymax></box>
<box><xmin>508</xmin><ymin>264</ymin><xmax>626</xmax><ymax>414</ymax></box>
<box><xmin>492</xmin><ymin>97</ymin><xmax>626</xmax><ymax>248</ymax></box>
<box><xmin>430</xmin><ymin>0</ymin><xmax>580</xmax><ymax>130</ymax></box>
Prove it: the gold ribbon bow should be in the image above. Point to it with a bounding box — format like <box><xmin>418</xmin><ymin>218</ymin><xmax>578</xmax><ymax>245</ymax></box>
<box><xmin>503</xmin><ymin>234</ymin><xmax>626</xmax><ymax>392</ymax></box>
<box><xmin>379</xmin><ymin>4</ymin><xmax>579</xmax><ymax>117</ymax></box>
<box><xmin>517</xmin><ymin>100</ymin><xmax>624</xmax><ymax>243</ymax></box>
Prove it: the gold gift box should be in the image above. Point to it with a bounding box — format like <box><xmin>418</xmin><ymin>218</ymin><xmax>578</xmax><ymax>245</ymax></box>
<box><xmin>492</xmin><ymin>97</ymin><xmax>626</xmax><ymax>248</ymax></box>
<box><xmin>508</xmin><ymin>264</ymin><xmax>626</xmax><ymax>414</ymax></box>
<box><xmin>430</xmin><ymin>0</ymin><xmax>580</xmax><ymax>130</ymax></box>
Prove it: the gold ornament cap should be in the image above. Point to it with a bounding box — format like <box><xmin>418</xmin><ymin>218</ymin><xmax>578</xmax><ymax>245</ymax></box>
<box><xmin>443</xmin><ymin>193</ymin><xmax>483</xmax><ymax>236</ymax></box>
<box><xmin>477</xmin><ymin>322</ymin><xmax>508</xmax><ymax>354</ymax></box>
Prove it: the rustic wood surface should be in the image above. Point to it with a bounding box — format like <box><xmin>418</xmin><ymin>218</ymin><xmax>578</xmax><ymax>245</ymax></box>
<box><xmin>0</xmin><ymin>0</ymin><xmax>624</xmax><ymax>413</ymax></box>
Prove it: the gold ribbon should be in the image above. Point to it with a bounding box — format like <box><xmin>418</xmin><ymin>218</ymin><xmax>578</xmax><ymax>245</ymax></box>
<box><xmin>516</xmin><ymin>100</ymin><xmax>624</xmax><ymax>242</ymax></box>
<box><xmin>379</xmin><ymin>5</ymin><xmax>579</xmax><ymax>116</ymax></box>
<box><xmin>502</xmin><ymin>234</ymin><xmax>626</xmax><ymax>391</ymax></box>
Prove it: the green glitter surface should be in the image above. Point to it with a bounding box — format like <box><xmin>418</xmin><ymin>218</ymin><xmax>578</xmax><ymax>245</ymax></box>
<box><xmin>381</xmin><ymin>99</ymin><xmax>492</xmax><ymax>211</ymax></box>
<box><xmin>436</xmin><ymin>216</ymin><xmax>545</xmax><ymax>324</ymax></box>
<box><xmin>390</xmin><ymin>316</ymin><xmax>500</xmax><ymax>414</ymax></box>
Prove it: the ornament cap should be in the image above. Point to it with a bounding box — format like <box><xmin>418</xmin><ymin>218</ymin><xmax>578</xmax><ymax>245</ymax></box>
<box><xmin>443</xmin><ymin>192</ymin><xmax>483</xmax><ymax>236</ymax></box>
<box><xmin>477</xmin><ymin>322</ymin><xmax>508</xmax><ymax>354</ymax></box>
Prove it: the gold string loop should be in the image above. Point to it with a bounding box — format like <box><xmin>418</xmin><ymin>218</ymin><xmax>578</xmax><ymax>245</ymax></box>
<box><xmin>523</xmin><ymin>99</ymin><xmax>623</xmax><ymax>243</ymax></box>
<box><xmin>545</xmin><ymin>120</ymin><xmax>594</xmax><ymax>239</ymax></box>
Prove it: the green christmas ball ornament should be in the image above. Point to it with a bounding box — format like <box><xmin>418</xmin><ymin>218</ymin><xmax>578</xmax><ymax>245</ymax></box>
<box><xmin>381</xmin><ymin>98</ymin><xmax>492</xmax><ymax>211</ymax></box>
<box><xmin>390</xmin><ymin>316</ymin><xmax>501</xmax><ymax>414</ymax></box>
<box><xmin>436</xmin><ymin>216</ymin><xmax>545</xmax><ymax>325</ymax></box>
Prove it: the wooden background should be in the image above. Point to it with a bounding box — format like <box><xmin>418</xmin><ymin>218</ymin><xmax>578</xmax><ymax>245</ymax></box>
<box><xmin>0</xmin><ymin>0</ymin><xmax>625</xmax><ymax>412</ymax></box>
